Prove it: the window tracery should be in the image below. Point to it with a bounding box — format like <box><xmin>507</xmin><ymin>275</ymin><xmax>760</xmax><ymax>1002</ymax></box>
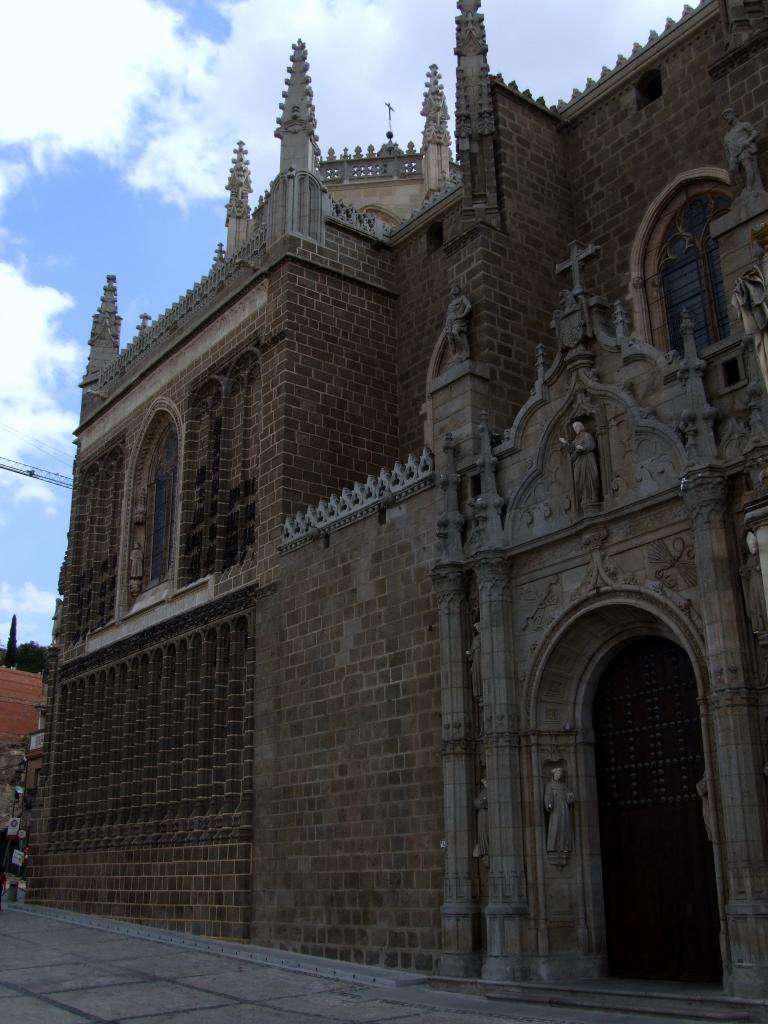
<box><xmin>643</xmin><ymin>187</ymin><xmax>731</xmax><ymax>353</ymax></box>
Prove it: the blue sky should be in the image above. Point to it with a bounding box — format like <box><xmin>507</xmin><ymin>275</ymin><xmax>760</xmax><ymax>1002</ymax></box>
<box><xmin>0</xmin><ymin>0</ymin><xmax>701</xmax><ymax>646</ymax></box>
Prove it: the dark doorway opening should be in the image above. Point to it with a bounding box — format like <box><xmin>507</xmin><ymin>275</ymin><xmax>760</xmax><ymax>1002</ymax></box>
<box><xmin>594</xmin><ymin>637</ymin><xmax>721</xmax><ymax>981</ymax></box>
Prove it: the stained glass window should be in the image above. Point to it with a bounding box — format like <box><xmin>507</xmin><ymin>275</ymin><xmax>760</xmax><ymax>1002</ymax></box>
<box><xmin>653</xmin><ymin>192</ymin><xmax>731</xmax><ymax>353</ymax></box>
<box><xmin>149</xmin><ymin>427</ymin><xmax>178</xmax><ymax>584</ymax></box>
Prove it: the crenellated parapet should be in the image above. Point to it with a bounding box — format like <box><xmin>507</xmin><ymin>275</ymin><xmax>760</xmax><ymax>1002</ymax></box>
<box><xmin>280</xmin><ymin>449</ymin><xmax>435</xmax><ymax>552</ymax></box>
<box><xmin>319</xmin><ymin>141</ymin><xmax>420</xmax><ymax>186</ymax></box>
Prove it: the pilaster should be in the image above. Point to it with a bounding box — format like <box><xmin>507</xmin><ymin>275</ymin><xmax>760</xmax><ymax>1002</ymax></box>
<box><xmin>682</xmin><ymin>470</ymin><xmax>768</xmax><ymax>997</ymax></box>
<box><xmin>474</xmin><ymin>551</ymin><xmax>528</xmax><ymax>979</ymax></box>
<box><xmin>432</xmin><ymin>562</ymin><xmax>482</xmax><ymax>977</ymax></box>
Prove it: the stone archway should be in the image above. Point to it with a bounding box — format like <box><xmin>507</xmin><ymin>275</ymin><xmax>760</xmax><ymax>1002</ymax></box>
<box><xmin>525</xmin><ymin>592</ymin><xmax>724</xmax><ymax>983</ymax></box>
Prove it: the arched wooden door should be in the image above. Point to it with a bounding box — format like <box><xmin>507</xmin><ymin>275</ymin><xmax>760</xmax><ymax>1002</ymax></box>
<box><xmin>594</xmin><ymin>637</ymin><xmax>721</xmax><ymax>980</ymax></box>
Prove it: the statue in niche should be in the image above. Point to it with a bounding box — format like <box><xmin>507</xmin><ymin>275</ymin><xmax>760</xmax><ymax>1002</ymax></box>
<box><xmin>51</xmin><ymin>598</ymin><xmax>63</xmax><ymax>645</ymax></box>
<box><xmin>559</xmin><ymin>421</ymin><xmax>600</xmax><ymax>512</ymax></box>
<box><xmin>133</xmin><ymin>487</ymin><xmax>147</xmax><ymax>526</ymax></box>
<box><xmin>129</xmin><ymin>542</ymin><xmax>144</xmax><ymax>595</ymax></box>
<box><xmin>466</xmin><ymin>621</ymin><xmax>482</xmax><ymax>702</ymax></box>
<box><xmin>444</xmin><ymin>285</ymin><xmax>472</xmax><ymax>363</ymax></box>
<box><xmin>544</xmin><ymin>765</ymin><xmax>575</xmax><ymax>867</ymax></box>
<box><xmin>472</xmin><ymin>777</ymin><xmax>489</xmax><ymax>860</ymax></box>
<box><xmin>733</xmin><ymin>225</ymin><xmax>768</xmax><ymax>392</ymax></box>
<box><xmin>740</xmin><ymin>531</ymin><xmax>768</xmax><ymax>634</ymax></box>
<box><xmin>696</xmin><ymin>774</ymin><xmax>714</xmax><ymax>842</ymax></box>
<box><xmin>723</xmin><ymin>109</ymin><xmax>764</xmax><ymax>197</ymax></box>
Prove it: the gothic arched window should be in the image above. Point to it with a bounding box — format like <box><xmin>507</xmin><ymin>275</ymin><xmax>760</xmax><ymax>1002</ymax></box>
<box><xmin>148</xmin><ymin>426</ymin><xmax>178</xmax><ymax>584</ymax></box>
<box><xmin>646</xmin><ymin>191</ymin><xmax>731</xmax><ymax>354</ymax></box>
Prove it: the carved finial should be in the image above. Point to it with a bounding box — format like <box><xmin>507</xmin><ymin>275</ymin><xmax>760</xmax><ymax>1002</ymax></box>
<box><xmin>422</xmin><ymin>64</ymin><xmax>451</xmax><ymax>150</ymax></box>
<box><xmin>275</xmin><ymin>39</ymin><xmax>321</xmax><ymax>173</ymax></box>
<box><xmin>89</xmin><ymin>276</ymin><xmax>121</xmax><ymax>352</ymax></box>
<box><xmin>225</xmin><ymin>141</ymin><xmax>252</xmax><ymax>255</ymax></box>
<box><xmin>226</xmin><ymin>141</ymin><xmax>252</xmax><ymax>221</ymax></box>
<box><xmin>677</xmin><ymin>309</ymin><xmax>718</xmax><ymax>464</ymax></box>
<box><xmin>84</xmin><ymin>274</ymin><xmax>121</xmax><ymax>381</ymax></box>
<box><xmin>213</xmin><ymin>241</ymin><xmax>226</xmax><ymax>264</ymax></box>
<box><xmin>471</xmin><ymin>413</ymin><xmax>504</xmax><ymax>549</ymax></box>
<box><xmin>436</xmin><ymin>433</ymin><xmax>465</xmax><ymax>563</ymax></box>
<box><xmin>535</xmin><ymin>343</ymin><xmax>547</xmax><ymax>384</ymax></box>
<box><xmin>136</xmin><ymin>312</ymin><xmax>151</xmax><ymax>336</ymax></box>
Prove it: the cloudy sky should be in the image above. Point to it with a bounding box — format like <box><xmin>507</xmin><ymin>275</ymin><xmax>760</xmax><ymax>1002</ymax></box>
<box><xmin>0</xmin><ymin>0</ymin><xmax>701</xmax><ymax>646</ymax></box>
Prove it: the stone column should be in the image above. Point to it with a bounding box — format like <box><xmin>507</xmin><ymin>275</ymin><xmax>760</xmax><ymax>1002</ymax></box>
<box><xmin>744</xmin><ymin>493</ymin><xmax>768</xmax><ymax>611</ymax></box>
<box><xmin>432</xmin><ymin>563</ymin><xmax>482</xmax><ymax>978</ymax></box>
<box><xmin>682</xmin><ymin>471</ymin><xmax>768</xmax><ymax>998</ymax></box>
<box><xmin>475</xmin><ymin>552</ymin><xmax>528</xmax><ymax>980</ymax></box>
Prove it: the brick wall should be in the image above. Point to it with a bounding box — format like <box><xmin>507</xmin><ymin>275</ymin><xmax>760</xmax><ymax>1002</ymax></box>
<box><xmin>252</xmin><ymin>491</ymin><xmax>443</xmax><ymax>969</ymax></box>
<box><xmin>0</xmin><ymin>667</ymin><xmax>43</xmax><ymax>743</ymax></box>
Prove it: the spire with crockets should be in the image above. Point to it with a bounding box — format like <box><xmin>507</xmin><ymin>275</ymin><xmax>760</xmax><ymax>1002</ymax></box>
<box><xmin>454</xmin><ymin>0</ymin><xmax>499</xmax><ymax>226</ymax></box>
<box><xmin>225</xmin><ymin>140</ymin><xmax>252</xmax><ymax>255</ymax></box>
<box><xmin>275</xmin><ymin>39</ymin><xmax>321</xmax><ymax>173</ymax></box>
<box><xmin>421</xmin><ymin>63</ymin><xmax>452</xmax><ymax>194</ymax></box>
<box><xmin>85</xmin><ymin>274</ymin><xmax>121</xmax><ymax>378</ymax></box>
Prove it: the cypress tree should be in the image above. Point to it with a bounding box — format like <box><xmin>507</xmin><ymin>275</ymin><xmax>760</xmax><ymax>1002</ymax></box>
<box><xmin>6</xmin><ymin>614</ymin><xmax>18</xmax><ymax>668</ymax></box>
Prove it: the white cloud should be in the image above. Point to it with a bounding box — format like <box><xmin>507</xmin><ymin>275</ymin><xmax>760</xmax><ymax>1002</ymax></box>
<box><xmin>0</xmin><ymin>581</ymin><xmax>57</xmax><ymax>647</ymax></box>
<box><xmin>0</xmin><ymin>1</ymin><xmax>693</xmax><ymax>208</ymax></box>
<box><xmin>0</xmin><ymin>262</ymin><xmax>79</xmax><ymax>504</ymax></box>
<box><xmin>0</xmin><ymin>581</ymin><xmax>56</xmax><ymax>618</ymax></box>
<box><xmin>0</xmin><ymin>161</ymin><xmax>29</xmax><ymax>213</ymax></box>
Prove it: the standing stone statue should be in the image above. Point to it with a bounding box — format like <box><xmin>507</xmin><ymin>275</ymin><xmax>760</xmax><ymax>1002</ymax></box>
<box><xmin>445</xmin><ymin>286</ymin><xmax>472</xmax><ymax>363</ymax></box>
<box><xmin>696</xmin><ymin>774</ymin><xmax>714</xmax><ymax>842</ymax></box>
<box><xmin>733</xmin><ymin>226</ymin><xmax>768</xmax><ymax>391</ymax></box>
<box><xmin>129</xmin><ymin>542</ymin><xmax>144</xmax><ymax>595</ymax></box>
<box><xmin>466</xmin><ymin>621</ymin><xmax>482</xmax><ymax>702</ymax></box>
<box><xmin>51</xmin><ymin>597</ymin><xmax>63</xmax><ymax>645</ymax></box>
<box><xmin>740</xmin><ymin>531</ymin><xmax>768</xmax><ymax>634</ymax></box>
<box><xmin>559</xmin><ymin>421</ymin><xmax>600</xmax><ymax>511</ymax></box>
<box><xmin>723</xmin><ymin>109</ymin><xmax>764</xmax><ymax>197</ymax></box>
<box><xmin>544</xmin><ymin>766</ymin><xmax>575</xmax><ymax>864</ymax></box>
<box><xmin>473</xmin><ymin>777</ymin><xmax>489</xmax><ymax>860</ymax></box>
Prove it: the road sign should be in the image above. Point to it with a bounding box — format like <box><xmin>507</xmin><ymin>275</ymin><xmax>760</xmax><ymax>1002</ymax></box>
<box><xmin>6</xmin><ymin>817</ymin><xmax>20</xmax><ymax>837</ymax></box>
<box><xmin>17</xmin><ymin>829</ymin><xmax>26</xmax><ymax>840</ymax></box>
<box><xmin>11</xmin><ymin>849</ymin><xmax>24</xmax><ymax>866</ymax></box>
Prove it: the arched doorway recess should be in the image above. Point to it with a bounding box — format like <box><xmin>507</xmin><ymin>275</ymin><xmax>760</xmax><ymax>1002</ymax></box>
<box><xmin>594</xmin><ymin>637</ymin><xmax>721</xmax><ymax>981</ymax></box>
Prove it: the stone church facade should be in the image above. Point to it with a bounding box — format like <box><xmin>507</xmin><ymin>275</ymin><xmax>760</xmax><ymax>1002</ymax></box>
<box><xmin>30</xmin><ymin>0</ymin><xmax>768</xmax><ymax>1003</ymax></box>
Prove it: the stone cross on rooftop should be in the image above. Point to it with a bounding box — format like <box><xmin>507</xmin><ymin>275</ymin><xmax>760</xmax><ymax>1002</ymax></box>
<box><xmin>385</xmin><ymin>101</ymin><xmax>395</xmax><ymax>133</ymax></box>
<box><xmin>556</xmin><ymin>240</ymin><xmax>601</xmax><ymax>294</ymax></box>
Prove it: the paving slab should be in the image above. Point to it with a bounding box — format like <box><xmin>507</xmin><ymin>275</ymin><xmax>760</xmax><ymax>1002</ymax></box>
<box><xmin>260</xmin><ymin>989</ymin><xmax>455</xmax><ymax>1021</ymax></box>
<box><xmin>48</xmin><ymin>980</ymin><xmax>236</xmax><ymax>1020</ymax></box>
<box><xmin>181</xmin><ymin>964</ymin><xmax>345</xmax><ymax>999</ymax></box>
<box><xmin>1</xmin><ymin>960</ymin><xmax>137</xmax><ymax>994</ymax></box>
<box><xmin>0</xmin><ymin>994</ymin><xmax>92</xmax><ymax>1022</ymax></box>
<box><xmin>0</xmin><ymin>905</ymin><xmax>728</xmax><ymax>1024</ymax></box>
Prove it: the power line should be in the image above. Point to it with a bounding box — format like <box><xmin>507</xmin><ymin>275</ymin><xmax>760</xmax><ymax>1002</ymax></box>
<box><xmin>0</xmin><ymin>423</ymin><xmax>72</xmax><ymax>466</ymax></box>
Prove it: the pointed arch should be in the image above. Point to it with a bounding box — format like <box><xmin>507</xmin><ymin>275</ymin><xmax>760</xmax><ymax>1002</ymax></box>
<box><xmin>223</xmin><ymin>349</ymin><xmax>261</xmax><ymax>569</ymax></box>
<box><xmin>127</xmin><ymin>402</ymin><xmax>183</xmax><ymax>600</ymax></box>
<box><xmin>628</xmin><ymin>167</ymin><xmax>731</xmax><ymax>350</ymax></box>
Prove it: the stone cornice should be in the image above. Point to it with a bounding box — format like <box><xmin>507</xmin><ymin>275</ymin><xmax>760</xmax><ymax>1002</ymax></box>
<box><xmin>58</xmin><ymin>582</ymin><xmax>275</xmax><ymax>680</ymax></box>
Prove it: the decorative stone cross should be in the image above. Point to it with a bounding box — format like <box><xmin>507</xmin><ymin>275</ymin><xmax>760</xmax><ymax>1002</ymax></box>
<box><xmin>556</xmin><ymin>240</ymin><xmax>601</xmax><ymax>294</ymax></box>
<box><xmin>385</xmin><ymin>101</ymin><xmax>395</xmax><ymax>134</ymax></box>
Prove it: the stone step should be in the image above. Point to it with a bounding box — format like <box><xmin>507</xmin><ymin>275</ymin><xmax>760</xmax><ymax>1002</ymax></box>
<box><xmin>479</xmin><ymin>979</ymin><xmax>761</xmax><ymax>1022</ymax></box>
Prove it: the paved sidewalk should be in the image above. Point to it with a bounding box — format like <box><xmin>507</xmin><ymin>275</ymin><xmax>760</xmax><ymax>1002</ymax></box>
<box><xmin>0</xmin><ymin>902</ymin><xmax>715</xmax><ymax>1023</ymax></box>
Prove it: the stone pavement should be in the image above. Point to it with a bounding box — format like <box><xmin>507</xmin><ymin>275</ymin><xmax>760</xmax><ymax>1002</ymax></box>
<box><xmin>0</xmin><ymin>901</ymin><xmax>721</xmax><ymax>1024</ymax></box>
